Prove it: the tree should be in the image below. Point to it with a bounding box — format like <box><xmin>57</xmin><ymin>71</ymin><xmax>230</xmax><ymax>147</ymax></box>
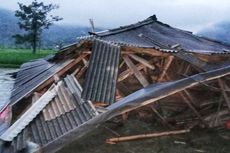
<box><xmin>14</xmin><ymin>0</ymin><xmax>62</xmax><ymax>53</ymax></box>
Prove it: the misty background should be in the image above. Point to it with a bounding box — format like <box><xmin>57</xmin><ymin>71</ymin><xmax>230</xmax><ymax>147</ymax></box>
<box><xmin>0</xmin><ymin>0</ymin><xmax>230</xmax><ymax>48</ymax></box>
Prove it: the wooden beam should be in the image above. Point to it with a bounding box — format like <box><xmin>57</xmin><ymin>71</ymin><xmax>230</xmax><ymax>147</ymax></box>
<box><xmin>36</xmin><ymin>54</ymin><xmax>88</xmax><ymax>91</ymax></box>
<box><xmin>129</xmin><ymin>54</ymin><xmax>155</xmax><ymax>70</ymax></box>
<box><xmin>121</xmin><ymin>46</ymin><xmax>170</xmax><ymax>57</ymax></box>
<box><xmin>76</xmin><ymin>65</ymin><xmax>88</xmax><ymax>79</ymax></box>
<box><xmin>123</xmin><ymin>55</ymin><xmax>149</xmax><ymax>87</ymax></box>
<box><xmin>157</xmin><ymin>56</ymin><xmax>174</xmax><ymax>82</ymax></box>
<box><xmin>72</xmin><ymin>67</ymin><xmax>81</xmax><ymax>76</ymax></box>
<box><xmin>106</xmin><ymin>129</ymin><xmax>190</xmax><ymax>144</ymax></box>
<box><xmin>118</xmin><ymin>63</ymin><xmax>145</xmax><ymax>82</ymax></box>
<box><xmin>42</xmin><ymin>65</ymin><xmax>230</xmax><ymax>153</ymax></box>
<box><xmin>119</xmin><ymin>60</ymin><xmax>125</xmax><ymax>68</ymax></box>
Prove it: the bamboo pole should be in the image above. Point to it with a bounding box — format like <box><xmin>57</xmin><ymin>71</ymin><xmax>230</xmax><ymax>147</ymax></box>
<box><xmin>106</xmin><ymin>129</ymin><xmax>190</xmax><ymax>144</ymax></box>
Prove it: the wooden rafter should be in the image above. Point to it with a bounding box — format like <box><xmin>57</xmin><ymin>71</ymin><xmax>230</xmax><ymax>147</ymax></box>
<box><xmin>122</xmin><ymin>46</ymin><xmax>169</xmax><ymax>57</ymax></box>
<box><xmin>157</xmin><ymin>55</ymin><xmax>174</xmax><ymax>82</ymax></box>
<box><xmin>76</xmin><ymin>58</ymin><xmax>89</xmax><ymax>79</ymax></box>
<box><xmin>129</xmin><ymin>54</ymin><xmax>155</xmax><ymax>70</ymax></box>
<box><xmin>118</xmin><ymin>63</ymin><xmax>145</xmax><ymax>82</ymax></box>
<box><xmin>123</xmin><ymin>55</ymin><xmax>149</xmax><ymax>87</ymax></box>
<box><xmin>36</xmin><ymin>54</ymin><xmax>88</xmax><ymax>92</ymax></box>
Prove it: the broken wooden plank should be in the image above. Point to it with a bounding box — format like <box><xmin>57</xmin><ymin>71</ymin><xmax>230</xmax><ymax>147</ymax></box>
<box><xmin>106</xmin><ymin>129</ymin><xmax>190</xmax><ymax>144</ymax></box>
<box><xmin>123</xmin><ymin>55</ymin><xmax>149</xmax><ymax>87</ymax></box>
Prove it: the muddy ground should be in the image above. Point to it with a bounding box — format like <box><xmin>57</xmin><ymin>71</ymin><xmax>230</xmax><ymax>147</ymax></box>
<box><xmin>58</xmin><ymin>117</ymin><xmax>230</xmax><ymax>153</ymax></box>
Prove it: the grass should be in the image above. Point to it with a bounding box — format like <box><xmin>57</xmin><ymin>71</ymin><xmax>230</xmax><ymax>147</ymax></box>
<box><xmin>0</xmin><ymin>48</ymin><xmax>55</xmax><ymax>68</ymax></box>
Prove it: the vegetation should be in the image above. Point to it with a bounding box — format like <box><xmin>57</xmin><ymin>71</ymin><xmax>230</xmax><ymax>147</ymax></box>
<box><xmin>0</xmin><ymin>8</ymin><xmax>94</xmax><ymax>49</ymax></box>
<box><xmin>14</xmin><ymin>0</ymin><xmax>62</xmax><ymax>54</ymax></box>
<box><xmin>0</xmin><ymin>48</ymin><xmax>55</xmax><ymax>68</ymax></box>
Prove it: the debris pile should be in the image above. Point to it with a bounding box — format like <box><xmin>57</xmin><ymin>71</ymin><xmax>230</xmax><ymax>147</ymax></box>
<box><xmin>0</xmin><ymin>15</ymin><xmax>230</xmax><ymax>153</ymax></box>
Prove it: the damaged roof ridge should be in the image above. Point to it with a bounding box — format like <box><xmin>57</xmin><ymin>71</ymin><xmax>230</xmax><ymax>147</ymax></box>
<box><xmin>90</xmin><ymin>15</ymin><xmax>158</xmax><ymax>36</ymax></box>
<box><xmin>199</xmin><ymin>36</ymin><xmax>230</xmax><ymax>48</ymax></box>
<box><xmin>89</xmin><ymin>15</ymin><xmax>195</xmax><ymax>37</ymax></box>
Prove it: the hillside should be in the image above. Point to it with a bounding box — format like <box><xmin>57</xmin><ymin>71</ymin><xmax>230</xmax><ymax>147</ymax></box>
<box><xmin>198</xmin><ymin>21</ymin><xmax>230</xmax><ymax>44</ymax></box>
<box><xmin>0</xmin><ymin>8</ymin><xmax>19</xmax><ymax>47</ymax></box>
<box><xmin>0</xmin><ymin>8</ymin><xmax>97</xmax><ymax>49</ymax></box>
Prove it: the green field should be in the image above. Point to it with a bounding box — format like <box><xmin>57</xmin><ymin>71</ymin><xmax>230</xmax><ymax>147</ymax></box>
<box><xmin>0</xmin><ymin>48</ymin><xmax>55</xmax><ymax>68</ymax></box>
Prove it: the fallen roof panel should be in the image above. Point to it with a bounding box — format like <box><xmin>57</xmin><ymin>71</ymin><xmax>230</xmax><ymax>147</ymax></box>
<box><xmin>10</xmin><ymin>59</ymin><xmax>72</xmax><ymax>106</ymax></box>
<box><xmin>0</xmin><ymin>75</ymin><xmax>98</xmax><ymax>152</ymax></box>
<box><xmin>81</xmin><ymin>39</ymin><xmax>121</xmax><ymax>105</ymax></box>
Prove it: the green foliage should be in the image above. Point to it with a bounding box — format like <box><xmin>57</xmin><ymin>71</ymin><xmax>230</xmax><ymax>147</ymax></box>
<box><xmin>0</xmin><ymin>48</ymin><xmax>55</xmax><ymax>68</ymax></box>
<box><xmin>14</xmin><ymin>0</ymin><xmax>62</xmax><ymax>53</ymax></box>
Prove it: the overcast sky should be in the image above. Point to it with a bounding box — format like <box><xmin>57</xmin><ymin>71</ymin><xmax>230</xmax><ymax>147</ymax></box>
<box><xmin>1</xmin><ymin>0</ymin><xmax>230</xmax><ymax>32</ymax></box>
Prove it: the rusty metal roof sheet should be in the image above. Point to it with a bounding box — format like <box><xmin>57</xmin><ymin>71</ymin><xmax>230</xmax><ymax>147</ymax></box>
<box><xmin>81</xmin><ymin>39</ymin><xmax>121</xmax><ymax>105</ymax></box>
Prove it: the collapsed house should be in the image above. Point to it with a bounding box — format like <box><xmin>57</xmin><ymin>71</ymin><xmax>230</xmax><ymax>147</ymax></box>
<box><xmin>0</xmin><ymin>15</ymin><xmax>230</xmax><ymax>153</ymax></box>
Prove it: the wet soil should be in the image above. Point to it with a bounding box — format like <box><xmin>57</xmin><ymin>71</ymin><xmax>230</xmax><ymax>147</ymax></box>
<box><xmin>58</xmin><ymin>117</ymin><xmax>230</xmax><ymax>153</ymax></box>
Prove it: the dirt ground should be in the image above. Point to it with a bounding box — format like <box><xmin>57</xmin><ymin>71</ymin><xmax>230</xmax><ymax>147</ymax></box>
<box><xmin>58</xmin><ymin>117</ymin><xmax>230</xmax><ymax>153</ymax></box>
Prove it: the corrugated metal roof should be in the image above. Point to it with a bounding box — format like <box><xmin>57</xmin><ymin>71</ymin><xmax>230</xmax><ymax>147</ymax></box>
<box><xmin>81</xmin><ymin>39</ymin><xmax>121</xmax><ymax>105</ymax></box>
<box><xmin>0</xmin><ymin>86</ymin><xmax>57</xmax><ymax>141</ymax></box>
<box><xmin>0</xmin><ymin>75</ymin><xmax>98</xmax><ymax>152</ymax></box>
<box><xmin>10</xmin><ymin>59</ymin><xmax>72</xmax><ymax>106</ymax></box>
<box><xmin>89</xmin><ymin>15</ymin><xmax>230</xmax><ymax>54</ymax></box>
